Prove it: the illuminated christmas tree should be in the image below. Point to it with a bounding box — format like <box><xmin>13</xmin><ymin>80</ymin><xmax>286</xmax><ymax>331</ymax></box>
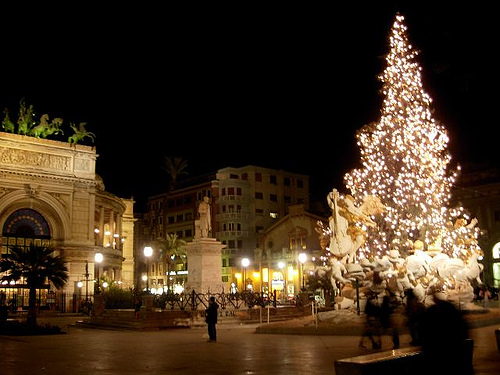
<box><xmin>315</xmin><ymin>13</ymin><xmax>484</xmax><ymax>307</ymax></box>
<box><xmin>344</xmin><ymin>14</ymin><xmax>477</xmax><ymax>259</ymax></box>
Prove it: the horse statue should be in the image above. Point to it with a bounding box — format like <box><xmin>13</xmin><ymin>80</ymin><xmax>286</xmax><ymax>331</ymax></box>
<box><xmin>30</xmin><ymin>114</ymin><xmax>64</xmax><ymax>138</ymax></box>
<box><xmin>463</xmin><ymin>251</ymin><xmax>484</xmax><ymax>285</ymax></box>
<box><xmin>312</xmin><ymin>258</ymin><xmax>350</xmax><ymax>295</ymax></box>
<box><xmin>68</xmin><ymin>122</ymin><xmax>95</xmax><ymax>145</ymax></box>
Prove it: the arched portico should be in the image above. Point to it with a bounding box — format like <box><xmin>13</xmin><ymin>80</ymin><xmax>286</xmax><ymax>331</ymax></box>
<box><xmin>0</xmin><ymin>190</ymin><xmax>70</xmax><ymax>246</ymax></box>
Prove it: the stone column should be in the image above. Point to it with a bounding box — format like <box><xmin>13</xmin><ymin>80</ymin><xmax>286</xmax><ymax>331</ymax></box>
<box><xmin>98</xmin><ymin>206</ymin><xmax>105</xmax><ymax>246</ymax></box>
<box><xmin>116</xmin><ymin>214</ymin><xmax>122</xmax><ymax>250</ymax></box>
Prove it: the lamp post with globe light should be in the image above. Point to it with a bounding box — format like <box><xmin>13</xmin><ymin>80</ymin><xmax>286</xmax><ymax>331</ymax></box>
<box><xmin>241</xmin><ymin>257</ymin><xmax>250</xmax><ymax>291</ymax></box>
<box><xmin>144</xmin><ymin>246</ymin><xmax>153</xmax><ymax>292</ymax></box>
<box><xmin>298</xmin><ymin>253</ymin><xmax>307</xmax><ymax>292</ymax></box>
<box><xmin>94</xmin><ymin>252</ymin><xmax>103</xmax><ymax>294</ymax></box>
<box><xmin>278</xmin><ymin>261</ymin><xmax>286</xmax><ymax>302</ymax></box>
<box><xmin>84</xmin><ymin>261</ymin><xmax>89</xmax><ymax>303</ymax></box>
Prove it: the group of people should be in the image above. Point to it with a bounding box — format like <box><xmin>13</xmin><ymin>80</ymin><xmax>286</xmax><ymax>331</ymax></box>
<box><xmin>359</xmin><ymin>292</ymin><xmax>400</xmax><ymax>349</ymax></box>
<box><xmin>360</xmin><ymin>290</ymin><xmax>472</xmax><ymax>375</ymax></box>
<box><xmin>202</xmin><ymin>288</ymin><xmax>474</xmax><ymax>375</ymax></box>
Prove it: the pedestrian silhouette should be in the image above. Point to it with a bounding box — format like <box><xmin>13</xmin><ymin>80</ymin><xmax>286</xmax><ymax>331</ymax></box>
<box><xmin>359</xmin><ymin>291</ymin><xmax>382</xmax><ymax>349</ymax></box>
<box><xmin>405</xmin><ymin>289</ymin><xmax>425</xmax><ymax>345</ymax></box>
<box><xmin>205</xmin><ymin>296</ymin><xmax>219</xmax><ymax>342</ymax></box>
<box><xmin>379</xmin><ymin>294</ymin><xmax>400</xmax><ymax>349</ymax></box>
<box><xmin>134</xmin><ymin>296</ymin><xmax>142</xmax><ymax>320</ymax></box>
<box><xmin>418</xmin><ymin>292</ymin><xmax>471</xmax><ymax>375</ymax></box>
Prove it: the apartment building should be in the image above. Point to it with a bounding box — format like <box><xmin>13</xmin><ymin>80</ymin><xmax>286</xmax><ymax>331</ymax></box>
<box><xmin>144</xmin><ymin>166</ymin><xmax>310</xmax><ymax>291</ymax></box>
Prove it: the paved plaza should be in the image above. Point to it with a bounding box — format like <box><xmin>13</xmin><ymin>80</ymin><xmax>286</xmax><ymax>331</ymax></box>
<box><xmin>1</xmin><ymin>314</ymin><xmax>499</xmax><ymax>374</ymax></box>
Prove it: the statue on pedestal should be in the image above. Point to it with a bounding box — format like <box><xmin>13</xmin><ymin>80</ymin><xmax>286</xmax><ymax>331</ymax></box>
<box><xmin>196</xmin><ymin>196</ymin><xmax>212</xmax><ymax>238</ymax></box>
<box><xmin>186</xmin><ymin>196</ymin><xmax>224</xmax><ymax>295</ymax></box>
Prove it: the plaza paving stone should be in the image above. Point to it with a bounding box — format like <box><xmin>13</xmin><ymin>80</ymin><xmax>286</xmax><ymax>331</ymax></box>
<box><xmin>0</xmin><ymin>309</ymin><xmax>499</xmax><ymax>374</ymax></box>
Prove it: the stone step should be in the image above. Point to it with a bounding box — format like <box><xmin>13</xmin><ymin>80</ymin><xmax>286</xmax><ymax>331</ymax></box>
<box><xmin>79</xmin><ymin>306</ymin><xmax>310</xmax><ymax>330</ymax></box>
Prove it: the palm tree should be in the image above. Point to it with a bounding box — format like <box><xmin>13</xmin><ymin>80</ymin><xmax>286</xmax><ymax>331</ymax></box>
<box><xmin>156</xmin><ymin>234</ymin><xmax>186</xmax><ymax>293</ymax></box>
<box><xmin>164</xmin><ymin>156</ymin><xmax>188</xmax><ymax>191</ymax></box>
<box><xmin>0</xmin><ymin>245</ymin><xmax>68</xmax><ymax>327</ymax></box>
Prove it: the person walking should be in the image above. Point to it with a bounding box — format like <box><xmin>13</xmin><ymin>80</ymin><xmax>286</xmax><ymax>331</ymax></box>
<box><xmin>379</xmin><ymin>294</ymin><xmax>400</xmax><ymax>349</ymax></box>
<box><xmin>359</xmin><ymin>291</ymin><xmax>382</xmax><ymax>349</ymax></box>
<box><xmin>134</xmin><ymin>296</ymin><xmax>142</xmax><ymax>320</ymax></box>
<box><xmin>405</xmin><ymin>289</ymin><xmax>425</xmax><ymax>345</ymax></box>
<box><xmin>205</xmin><ymin>296</ymin><xmax>219</xmax><ymax>342</ymax></box>
<box><xmin>418</xmin><ymin>292</ymin><xmax>471</xmax><ymax>375</ymax></box>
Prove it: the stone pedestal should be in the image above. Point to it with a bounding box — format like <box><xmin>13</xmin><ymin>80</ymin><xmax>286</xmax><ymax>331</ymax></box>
<box><xmin>92</xmin><ymin>294</ymin><xmax>105</xmax><ymax>317</ymax></box>
<box><xmin>184</xmin><ymin>237</ymin><xmax>225</xmax><ymax>294</ymax></box>
<box><xmin>141</xmin><ymin>294</ymin><xmax>154</xmax><ymax>311</ymax></box>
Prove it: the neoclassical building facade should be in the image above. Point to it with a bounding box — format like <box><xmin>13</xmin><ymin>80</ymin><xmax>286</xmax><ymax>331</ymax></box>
<box><xmin>0</xmin><ymin>132</ymin><xmax>134</xmax><ymax>311</ymax></box>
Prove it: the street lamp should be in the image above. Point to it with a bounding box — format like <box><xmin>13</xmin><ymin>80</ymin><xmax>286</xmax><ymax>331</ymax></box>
<box><xmin>241</xmin><ymin>257</ymin><xmax>250</xmax><ymax>291</ymax></box>
<box><xmin>278</xmin><ymin>261</ymin><xmax>286</xmax><ymax>302</ymax></box>
<box><xmin>83</xmin><ymin>260</ymin><xmax>90</xmax><ymax>304</ymax></box>
<box><xmin>298</xmin><ymin>253</ymin><xmax>307</xmax><ymax>292</ymax></box>
<box><xmin>144</xmin><ymin>246</ymin><xmax>153</xmax><ymax>292</ymax></box>
<box><xmin>94</xmin><ymin>252</ymin><xmax>103</xmax><ymax>294</ymax></box>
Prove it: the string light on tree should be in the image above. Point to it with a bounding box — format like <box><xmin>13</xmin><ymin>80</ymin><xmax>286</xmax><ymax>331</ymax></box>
<box><xmin>344</xmin><ymin>13</ymin><xmax>477</xmax><ymax>259</ymax></box>
<box><xmin>311</xmin><ymin>14</ymin><xmax>484</xmax><ymax>308</ymax></box>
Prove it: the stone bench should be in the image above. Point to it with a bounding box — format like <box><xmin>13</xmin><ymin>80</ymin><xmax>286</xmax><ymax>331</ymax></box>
<box><xmin>334</xmin><ymin>339</ymin><xmax>473</xmax><ymax>375</ymax></box>
<box><xmin>334</xmin><ymin>346</ymin><xmax>421</xmax><ymax>375</ymax></box>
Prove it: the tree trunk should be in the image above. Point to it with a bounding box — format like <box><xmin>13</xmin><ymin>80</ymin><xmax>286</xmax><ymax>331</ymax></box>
<box><xmin>26</xmin><ymin>287</ymin><xmax>38</xmax><ymax>328</ymax></box>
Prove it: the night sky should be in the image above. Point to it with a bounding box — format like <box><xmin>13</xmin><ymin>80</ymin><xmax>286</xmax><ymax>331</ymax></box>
<box><xmin>1</xmin><ymin>4</ymin><xmax>496</xmax><ymax>211</ymax></box>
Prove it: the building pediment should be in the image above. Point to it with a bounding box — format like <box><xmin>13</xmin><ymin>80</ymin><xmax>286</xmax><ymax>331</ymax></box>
<box><xmin>288</xmin><ymin>226</ymin><xmax>307</xmax><ymax>236</ymax></box>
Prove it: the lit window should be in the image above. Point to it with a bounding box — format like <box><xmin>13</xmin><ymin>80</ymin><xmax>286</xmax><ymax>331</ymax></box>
<box><xmin>493</xmin><ymin>242</ymin><xmax>500</xmax><ymax>259</ymax></box>
<box><xmin>270</xmin><ymin>212</ymin><xmax>278</xmax><ymax>219</ymax></box>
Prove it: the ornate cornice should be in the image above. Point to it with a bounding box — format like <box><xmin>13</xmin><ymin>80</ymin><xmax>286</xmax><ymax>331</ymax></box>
<box><xmin>0</xmin><ymin>131</ymin><xmax>97</xmax><ymax>181</ymax></box>
<box><xmin>0</xmin><ymin>168</ymin><xmax>98</xmax><ymax>187</ymax></box>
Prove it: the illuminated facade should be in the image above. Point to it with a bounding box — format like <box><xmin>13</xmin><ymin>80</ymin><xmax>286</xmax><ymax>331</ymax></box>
<box><xmin>255</xmin><ymin>204</ymin><xmax>326</xmax><ymax>297</ymax></box>
<box><xmin>215</xmin><ymin>166</ymin><xmax>310</xmax><ymax>288</ymax></box>
<box><xmin>451</xmin><ymin>166</ymin><xmax>500</xmax><ymax>288</ymax></box>
<box><xmin>145</xmin><ymin>166</ymin><xmax>310</xmax><ymax>292</ymax></box>
<box><xmin>0</xmin><ymin>132</ymin><xmax>134</xmax><ymax>311</ymax></box>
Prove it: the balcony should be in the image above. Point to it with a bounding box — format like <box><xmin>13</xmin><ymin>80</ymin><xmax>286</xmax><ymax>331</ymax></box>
<box><xmin>216</xmin><ymin>212</ymin><xmax>250</xmax><ymax>221</ymax></box>
<box><xmin>94</xmin><ymin>246</ymin><xmax>124</xmax><ymax>266</ymax></box>
<box><xmin>218</xmin><ymin>195</ymin><xmax>248</xmax><ymax>202</ymax></box>
<box><xmin>216</xmin><ymin>230</ymin><xmax>250</xmax><ymax>238</ymax></box>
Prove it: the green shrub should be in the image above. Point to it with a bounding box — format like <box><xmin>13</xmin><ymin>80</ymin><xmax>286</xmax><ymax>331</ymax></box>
<box><xmin>102</xmin><ymin>289</ymin><xmax>134</xmax><ymax>309</ymax></box>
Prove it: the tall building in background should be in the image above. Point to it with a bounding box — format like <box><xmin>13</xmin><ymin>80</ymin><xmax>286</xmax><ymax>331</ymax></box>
<box><xmin>144</xmin><ymin>166</ymin><xmax>310</xmax><ymax>291</ymax></box>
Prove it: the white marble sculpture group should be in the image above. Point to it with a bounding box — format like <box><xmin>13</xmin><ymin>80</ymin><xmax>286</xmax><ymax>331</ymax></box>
<box><xmin>315</xmin><ymin>189</ymin><xmax>483</xmax><ymax>309</ymax></box>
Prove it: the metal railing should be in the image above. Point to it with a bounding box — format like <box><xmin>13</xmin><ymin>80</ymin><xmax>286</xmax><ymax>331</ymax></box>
<box><xmin>5</xmin><ymin>290</ymin><xmax>280</xmax><ymax>316</ymax></box>
<box><xmin>157</xmin><ymin>290</ymin><xmax>275</xmax><ymax>311</ymax></box>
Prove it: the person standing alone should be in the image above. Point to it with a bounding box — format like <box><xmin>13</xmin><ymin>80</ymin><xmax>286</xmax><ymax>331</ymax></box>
<box><xmin>205</xmin><ymin>296</ymin><xmax>219</xmax><ymax>342</ymax></box>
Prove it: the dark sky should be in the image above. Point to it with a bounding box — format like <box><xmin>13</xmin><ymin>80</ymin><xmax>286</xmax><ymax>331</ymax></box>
<box><xmin>1</xmin><ymin>4</ymin><xmax>496</xmax><ymax>211</ymax></box>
